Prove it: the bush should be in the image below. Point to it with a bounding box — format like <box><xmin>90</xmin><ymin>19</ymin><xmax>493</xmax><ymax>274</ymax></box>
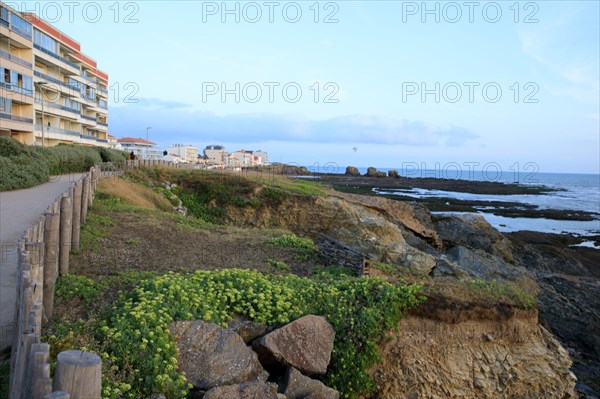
<box><xmin>0</xmin><ymin>137</ymin><xmax>125</xmax><ymax>191</ymax></box>
<box><xmin>99</xmin><ymin>269</ymin><xmax>424</xmax><ymax>399</ymax></box>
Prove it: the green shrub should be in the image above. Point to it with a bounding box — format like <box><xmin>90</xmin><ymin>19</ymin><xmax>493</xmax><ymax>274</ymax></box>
<box><xmin>269</xmin><ymin>234</ymin><xmax>315</xmax><ymax>250</ymax></box>
<box><xmin>56</xmin><ymin>274</ymin><xmax>107</xmax><ymax>304</ymax></box>
<box><xmin>0</xmin><ymin>137</ymin><xmax>124</xmax><ymax>191</ymax></box>
<box><xmin>100</xmin><ymin>269</ymin><xmax>424</xmax><ymax>399</ymax></box>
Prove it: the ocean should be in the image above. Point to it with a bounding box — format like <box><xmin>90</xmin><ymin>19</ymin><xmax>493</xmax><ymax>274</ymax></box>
<box><xmin>322</xmin><ymin>167</ymin><xmax>600</xmax><ymax>238</ymax></box>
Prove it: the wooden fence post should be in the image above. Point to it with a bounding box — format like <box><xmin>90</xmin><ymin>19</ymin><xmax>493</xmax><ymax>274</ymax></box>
<box><xmin>29</xmin><ymin>343</ymin><xmax>52</xmax><ymax>399</ymax></box>
<box><xmin>53</xmin><ymin>351</ymin><xmax>101</xmax><ymax>399</ymax></box>
<box><xmin>44</xmin><ymin>392</ymin><xmax>70</xmax><ymax>399</ymax></box>
<box><xmin>43</xmin><ymin>213</ymin><xmax>60</xmax><ymax>321</ymax></box>
<box><xmin>59</xmin><ymin>192</ymin><xmax>72</xmax><ymax>276</ymax></box>
<box><xmin>71</xmin><ymin>180</ymin><xmax>82</xmax><ymax>252</ymax></box>
<box><xmin>80</xmin><ymin>176</ymin><xmax>90</xmax><ymax>226</ymax></box>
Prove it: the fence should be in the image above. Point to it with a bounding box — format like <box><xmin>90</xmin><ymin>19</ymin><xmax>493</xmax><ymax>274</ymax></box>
<box><xmin>8</xmin><ymin>166</ymin><xmax>102</xmax><ymax>399</ymax></box>
<box><xmin>316</xmin><ymin>234</ymin><xmax>367</xmax><ymax>276</ymax></box>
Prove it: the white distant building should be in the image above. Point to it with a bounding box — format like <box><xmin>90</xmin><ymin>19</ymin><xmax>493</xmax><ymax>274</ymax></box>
<box><xmin>118</xmin><ymin>137</ymin><xmax>162</xmax><ymax>160</ymax></box>
<box><xmin>253</xmin><ymin>150</ymin><xmax>269</xmax><ymax>165</ymax></box>
<box><xmin>204</xmin><ymin>145</ymin><xmax>226</xmax><ymax>165</ymax></box>
<box><xmin>231</xmin><ymin>150</ymin><xmax>257</xmax><ymax>167</ymax></box>
<box><xmin>167</xmin><ymin>144</ymin><xmax>198</xmax><ymax>163</ymax></box>
<box><xmin>163</xmin><ymin>153</ymin><xmax>182</xmax><ymax>163</ymax></box>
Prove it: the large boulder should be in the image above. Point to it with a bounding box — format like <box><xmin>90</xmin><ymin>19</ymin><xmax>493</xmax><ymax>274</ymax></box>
<box><xmin>252</xmin><ymin>315</ymin><xmax>335</xmax><ymax>376</ymax></box>
<box><xmin>433</xmin><ymin>214</ymin><xmax>513</xmax><ymax>262</ymax></box>
<box><xmin>388</xmin><ymin>169</ymin><xmax>399</xmax><ymax>178</ymax></box>
<box><xmin>446</xmin><ymin>246</ymin><xmax>531</xmax><ymax>283</ymax></box>
<box><xmin>280</xmin><ymin>367</ymin><xmax>340</xmax><ymax>399</ymax></box>
<box><xmin>169</xmin><ymin>321</ymin><xmax>266</xmax><ymax>390</ymax></box>
<box><xmin>345</xmin><ymin>166</ymin><xmax>360</xmax><ymax>176</ymax></box>
<box><xmin>202</xmin><ymin>381</ymin><xmax>278</xmax><ymax>399</ymax></box>
<box><xmin>365</xmin><ymin>167</ymin><xmax>378</xmax><ymax>177</ymax></box>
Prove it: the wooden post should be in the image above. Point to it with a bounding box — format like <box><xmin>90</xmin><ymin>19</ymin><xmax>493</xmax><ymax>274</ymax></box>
<box><xmin>80</xmin><ymin>176</ymin><xmax>90</xmax><ymax>225</ymax></box>
<box><xmin>53</xmin><ymin>351</ymin><xmax>101</xmax><ymax>399</ymax></box>
<box><xmin>71</xmin><ymin>180</ymin><xmax>82</xmax><ymax>252</ymax></box>
<box><xmin>43</xmin><ymin>213</ymin><xmax>60</xmax><ymax>320</ymax></box>
<box><xmin>29</xmin><ymin>343</ymin><xmax>52</xmax><ymax>399</ymax></box>
<box><xmin>59</xmin><ymin>193</ymin><xmax>72</xmax><ymax>276</ymax></box>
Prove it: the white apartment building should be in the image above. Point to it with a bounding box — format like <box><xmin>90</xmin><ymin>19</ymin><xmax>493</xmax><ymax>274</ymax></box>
<box><xmin>167</xmin><ymin>144</ymin><xmax>198</xmax><ymax>163</ymax></box>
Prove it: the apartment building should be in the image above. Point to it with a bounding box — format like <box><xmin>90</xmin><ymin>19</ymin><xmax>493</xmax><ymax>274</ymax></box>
<box><xmin>204</xmin><ymin>144</ymin><xmax>226</xmax><ymax>165</ymax></box>
<box><xmin>0</xmin><ymin>2</ymin><xmax>109</xmax><ymax>147</ymax></box>
<box><xmin>118</xmin><ymin>137</ymin><xmax>162</xmax><ymax>160</ymax></box>
<box><xmin>167</xmin><ymin>144</ymin><xmax>198</xmax><ymax>163</ymax></box>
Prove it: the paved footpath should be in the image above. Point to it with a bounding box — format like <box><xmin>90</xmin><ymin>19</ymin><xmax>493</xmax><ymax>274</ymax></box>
<box><xmin>0</xmin><ymin>174</ymin><xmax>83</xmax><ymax>350</ymax></box>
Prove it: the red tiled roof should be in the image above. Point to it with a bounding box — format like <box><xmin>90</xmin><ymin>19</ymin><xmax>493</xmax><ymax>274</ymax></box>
<box><xmin>118</xmin><ymin>137</ymin><xmax>157</xmax><ymax>146</ymax></box>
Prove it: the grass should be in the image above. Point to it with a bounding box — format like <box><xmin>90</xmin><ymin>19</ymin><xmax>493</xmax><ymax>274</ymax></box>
<box><xmin>78</xmin><ymin>214</ymin><xmax>115</xmax><ymax>253</ymax></box>
<box><xmin>97</xmin><ymin>178</ymin><xmax>173</xmax><ymax>212</ymax></box>
<box><xmin>268</xmin><ymin>258</ymin><xmax>292</xmax><ymax>272</ymax></box>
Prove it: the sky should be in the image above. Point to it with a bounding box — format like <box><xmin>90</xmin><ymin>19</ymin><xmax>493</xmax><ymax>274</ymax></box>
<box><xmin>11</xmin><ymin>0</ymin><xmax>600</xmax><ymax>174</ymax></box>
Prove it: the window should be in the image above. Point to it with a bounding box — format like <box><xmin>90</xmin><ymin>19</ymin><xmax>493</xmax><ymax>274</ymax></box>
<box><xmin>1</xmin><ymin>7</ymin><xmax>8</xmax><ymax>23</ymax></box>
<box><xmin>0</xmin><ymin>97</ymin><xmax>12</xmax><ymax>114</ymax></box>
<box><xmin>64</xmin><ymin>97</ymin><xmax>81</xmax><ymax>112</ymax></box>
<box><xmin>9</xmin><ymin>14</ymin><xmax>32</xmax><ymax>37</ymax></box>
<box><xmin>34</xmin><ymin>29</ymin><xmax>57</xmax><ymax>54</ymax></box>
<box><xmin>3</xmin><ymin>68</ymin><xmax>10</xmax><ymax>83</ymax></box>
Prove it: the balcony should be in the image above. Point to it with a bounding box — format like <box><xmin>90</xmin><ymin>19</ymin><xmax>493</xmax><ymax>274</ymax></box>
<box><xmin>35</xmin><ymin>124</ymin><xmax>81</xmax><ymax>137</ymax></box>
<box><xmin>34</xmin><ymin>71</ymin><xmax>77</xmax><ymax>91</ymax></box>
<box><xmin>0</xmin><ymin>49</ymin><xmax>33</xmax><ymax>69</ymax></box>
<box><xmin>81</xmin><ymin>73</ymin><xmax>96</xmax><ymax>84</ymax></box>
<box><xmin>0</xmin><ymin>112</ymin><xmax>33</xmax><ymax>124</ymax></box>
<box><xmin>81</xmin><ymin>114</ymin><xmax>96</xmax><ymax>121</ymax></box>
<box><xmin>35</xmin><ymin>98</ymin><xmax>80</xmax><ymax>115</ymax></box>
<box><xmin>1</xmin><ymin>81</ymin><xmax>34</xmax><ymax>97</ymax></box>
<box><xmin>0</xmin><ymin>19</ymin><xmax>8</xmax><ymax>29</ymax></box>
<box><xmin>98</xmin><ymin>87</ymin><xmax>108</xmax><ymax>95</ymax></box>
<box><xmin>33</xmin><ymin>44</ymin><xmax>79</xmax><ymax>70</ymax></box>
<box><xmin>97</xmin><ymin>121</ymin><xmax>108</xmax><ymax>127</ymax></box>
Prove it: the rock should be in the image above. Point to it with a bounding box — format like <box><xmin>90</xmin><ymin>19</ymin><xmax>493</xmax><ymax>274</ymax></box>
<box><xmin>388</xmin><ymin>169</ymin><xmax>399</xmax><ymax>178</ymax></box>
<box><xmin>277</xmin><ymin>395</ymin><xmax>287</xmax><ymax>399</ymax></box>
<box><xmin>345</xmin><ymin>166</ymin><xmax>360</xmax><ymax>176</ymax></box>
<box><xmin>169</xmin><ymin>320</ymin><xmax>265</xmax><ymax>390</ymax></box>
<box><xmin>365</xmin><ymin>167</ymin><xmax>378</xmax><ymax>177</ymax></box>
<box><xmin>252</xmin><ymin>315</ymin><xmax>335</xmax><ymax>376</ymax></box>
<box><xmin>280</xmin><ymin>367</ymin><xmax>340</xmax><ymax>399</ymax></box>
<box><xmin>446</xmin><ymin>246</ymin><xmax>531</xmax><ymax>283</ymax></box>
<box><xmin>202</xmin><ymin>381</ymin><xmax>278</xmax><ymax>399</ymax></box>
<box><xmin>376</xmin><ymin>171</ymin><xmax>387</xmax><ymax>178</ymax></box>
<box><xmin>433</xmin><ymin>214</ymin><xmax>513</xmax><ymax>262</ymax></box>
<box><xmin>228</xmin><ymin>314</ymin><xmax>267</xmax><ymax>343</ymax></box>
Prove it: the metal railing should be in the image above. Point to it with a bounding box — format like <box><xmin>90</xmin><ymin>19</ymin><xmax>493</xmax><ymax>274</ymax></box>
<box><xmin>34</xmin><ymin>71</ymin><xmax>78</xmax><ymax>91</ymax></box>
<box><xmin>35</xmin><ymin>98</ymin><xmax>80</xmax><ymax>115</ymax></box>
<box><xmin>33</xmin><ymin>44</ymin><xmax>79</xmax><ymax>70</ymax></box>
<box><xmin>0</xmin><ymin>49</ymin><xmax>33</xmax><ymax>69</ymax></box>
<box><xmin>10</xmin><ymin>25</ymin><xmax>32</xmax><ymax>40</ymax></box>
<box><xmin>0</xmin><ymin>112</ymin><xmax>33</xmax><ymax>123</ymax></box>
<box><xmin>35</xmin><ymin>124</ymin><xmax>81</xmax><ymax>137</ymax></box>
<box><xmin>80</xmin><ymin>114</ymin><xmax>96</xmax><ymax>121</ymax></box>
<box><xmin>97</xmin><ymin>121</ymin><xmax>108</xmax><ymax>126</ymax></box>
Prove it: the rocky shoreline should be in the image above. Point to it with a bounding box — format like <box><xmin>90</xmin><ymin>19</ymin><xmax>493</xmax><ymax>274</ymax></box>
<box><xmin>314</xmin><ymin>173</ymin><xmax>600</xmax><ymax>222</ymax></box>
<box><xmin>309</xmin><ymin>171</ymin><xmax>600</xmax><ymax>397</ymax></box>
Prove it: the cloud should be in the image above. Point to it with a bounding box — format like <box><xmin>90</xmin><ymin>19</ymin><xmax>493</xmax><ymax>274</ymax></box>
<box><xmin>109</xmin><ymin>104</ymin><xmax>478</xmax><ymax>148</ymax></box>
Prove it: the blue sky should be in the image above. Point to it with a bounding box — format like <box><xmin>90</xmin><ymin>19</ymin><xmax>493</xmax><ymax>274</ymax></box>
<box><xmin>15</xmin><ymin>0</ymin><xmax>600</xmax><ymax>173</ymax></box>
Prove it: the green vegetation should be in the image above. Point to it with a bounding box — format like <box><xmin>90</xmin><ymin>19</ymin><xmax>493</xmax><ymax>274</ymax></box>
<box><xmin>464</xmin><ymin>279</ymin><xmax>537</xmax><ymax>309</ymax></box>
<box><xmin>49</xmin><ymin>269</ymin><xmax>423</xmax><ymax>399</ymax></box>
<box><xmin>270</xmin><ymin>234</ymin><xmax>317</xmax><ymax>262</ymax></box>
<box><xmin>78</xmin><ymin>214</ymin><xmax>115</xmax><ymax>253</ymax></box>
<box><xmin>55</xmin><ymin>274</ymin><xmax>107</xmax><ymax>304</ymax></box>
<box><xmin>124</xmin><ymin>167</ymin><xmax>325</xmax><ymax>223</ymax></box>
<box><xmin>0</xmin><ymin>137</ymin><xmax>127</xmax><ymax>191</ymax></box>
<box><xmin>0</xmin><ymin>362</ymin><xmax>9</xmax><ymax>399</ymax></box>
<box><xmin>268</xmin><ymin>258</ymin><xmax>291</xmax><ymax>272</ymax></box>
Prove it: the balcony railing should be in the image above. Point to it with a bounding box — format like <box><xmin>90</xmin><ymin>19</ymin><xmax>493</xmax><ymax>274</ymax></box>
<box><xmin>97</xmin><ymin>121</ymin><xmax>108</xmax><ymax>127</ymax></box>
<box><xmin>35</xmin><ymin>124</ymin><xmax>81</xmax><ymax>137</ymax></box>
<box><xmin>81</xmin><ymin>73</ymin><xmax>96</xmax><ymax>83</ymax></box>
<box><xmin>34</xmin><ymin>71</ymin><xmax>78</xmax><ymax>91</ymax></box>
<box><xmin>1</xmin><ymin>81</ymin><xmax>34</xmax><ymax>97</ymax></box>
<box><xmin>0</xmin><ymin>18</ymin><xmax>8</xmax><ymax>28</ymax></box>
<box><xmin>35</xmin><ymin>98</ymin><xmax>80</xmax><ymax>115</ymax></box>
<box><xmin>0</xmin><ymin>49</ymin><xmax>33</xmax><ymax>69</ymax></box>
<box><xmin>0</xmin><ymin>112</ymin><xmax>33</xmax><ymax>123</ymax></box>
<box><xmin>81</xmin><ymin>114</ymin><xmax>96</xmax><ymax>121</ymax></box>
<box><xmin>11</xmin><ymin>25</ymin><xmax>32</xmax><ymax>40</ymax></box>
<box><xmin>97</xmin><ymin>102</ymin><xmax>108</xmax><ymax>110</ymax></box>
<box><xmin>98</xmin><ymin>87</ymin><xmax>108</xmax><ymax>95</ymax></box>
<box><xmin>33</xmin><ymin>44</ymin><xmax>79</xmax><ymax>70</ymax></box>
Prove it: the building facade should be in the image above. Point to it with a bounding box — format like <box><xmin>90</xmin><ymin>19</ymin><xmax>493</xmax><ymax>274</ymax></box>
<box><xmin>118</xmin><ymin>137</ymin><xmax>161</xmax><ymax>160</ymax></box>
<box><xmin>167</xmin><ymin>144</ymin><xmax>198</xmax><ymax>163</ymax></box>
<box><xmin>204</xmin><ymin>144</ymin><xmax>226</xmax><ymax>165</ymax></box>
<box><xmin>0</xmin><ymin>2</ymin><xmax>109</xmax><ymax>147</ymax></box>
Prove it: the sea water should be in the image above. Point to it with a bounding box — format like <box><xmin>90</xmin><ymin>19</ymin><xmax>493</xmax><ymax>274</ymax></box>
<box><xmin>328</xmin><ymin>167</ymin><xmax>600</xmax><ymax>236</ymax></box>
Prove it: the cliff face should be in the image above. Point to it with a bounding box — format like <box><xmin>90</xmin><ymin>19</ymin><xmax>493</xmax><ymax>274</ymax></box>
<box><xmin>220</xmin><ymin>188</ymin><xmax>578</xmax><ymax>397</ymax></box>
<box><xmin>371</xmin><ymin>307</ymin><xmax>577</xmax><ymax>399</ymax></box>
